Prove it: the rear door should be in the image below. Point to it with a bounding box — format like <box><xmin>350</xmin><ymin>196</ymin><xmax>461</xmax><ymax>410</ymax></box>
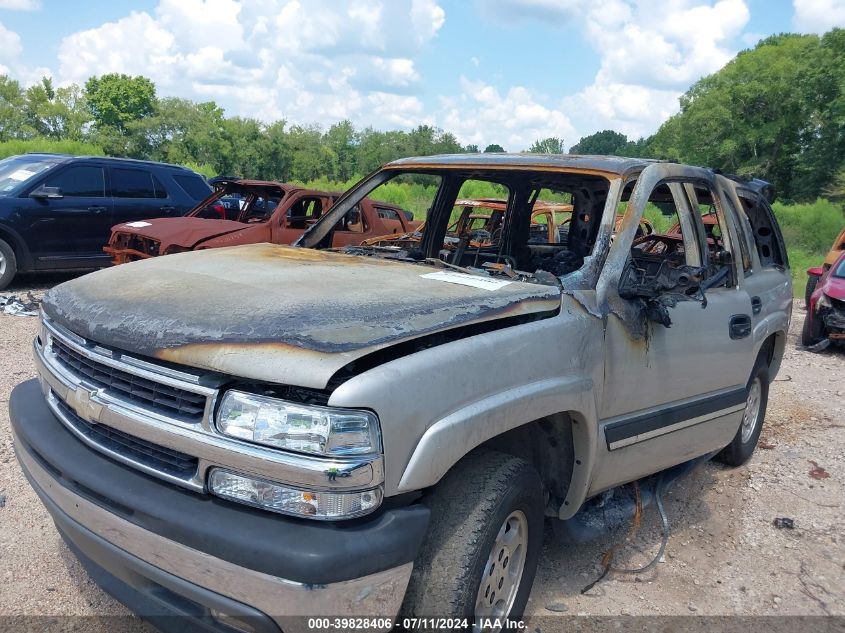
<box><xmin>721</xmin><ymin>182</ymin><xmax>792</xmax><ymax>352</ymax></box>
<box><xmin>109</xmin><ymin>166</ymin><xmax>177</xmax><ymax>228</ymax></box>
<box><xmin>26</xmin><ymin>163</ymin><xmax>114</xmax><ymax>267</ymax></box>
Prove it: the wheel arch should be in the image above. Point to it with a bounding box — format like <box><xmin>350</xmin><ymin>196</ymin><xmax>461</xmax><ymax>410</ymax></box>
<box><xmin>757</xmin><ymin>330</ymin><xmax>785</xmax><ymax>380</ymax></box>
<box><xmin>405</xmin><ymin>407</ymin><xmax>596</xmax><ymax>521</ymax></box>
<box><xmin>0</xmin><ymin>224</ymin><xmax>32</xmax><ymax>272</ymax></box>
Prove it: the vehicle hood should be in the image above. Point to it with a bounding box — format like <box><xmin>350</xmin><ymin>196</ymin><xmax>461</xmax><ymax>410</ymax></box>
<box><xmin>42</xmin><ymin>244</ymin><xmax>561</xmax><ymax>389</ymax></box>
<box><xmin>112</xmin><ymin>217</ymin><xmax>250</xmax><ymax>251</ymax></box>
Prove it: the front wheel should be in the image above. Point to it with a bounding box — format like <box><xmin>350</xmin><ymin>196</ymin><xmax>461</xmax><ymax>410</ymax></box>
<box><xmin>801</xmin><ymin>311</ymin><xmax>825</xmax><ymax>347</ymax></box>
<box><xmin>401</xmin><ymin>452</ymin><xmax>544</xmax><ymax>629</ymax></box>
<box><xmin>715</xmin><ymin>358</ymin><xmax>769</xmax><ymax>467</ymax></box>
<box><xmin>0</xmin><ymin>238</ymin><xmax>17</xmax><ymax>290</ymax></box>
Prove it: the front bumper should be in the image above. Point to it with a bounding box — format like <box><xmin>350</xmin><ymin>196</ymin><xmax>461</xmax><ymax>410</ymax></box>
<box><xmin>11</xmin><ymin>380</ymin><xmax>429</xmax><ymax>632</ymax></box>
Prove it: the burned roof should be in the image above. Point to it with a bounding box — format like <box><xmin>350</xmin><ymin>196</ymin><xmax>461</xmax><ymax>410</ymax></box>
<box><xmin>386</xmin><ymin>153</ymin><xmax>669</xmax><ymax>177</ymax></box>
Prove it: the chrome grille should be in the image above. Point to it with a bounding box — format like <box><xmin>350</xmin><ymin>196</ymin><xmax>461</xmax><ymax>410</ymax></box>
<box><xmin>34</xmin><ymin>315</ymin><xmax>384</xmax><ymax>494</ymax></box>
<box><xmin>51</xmin><ymin>337</ymin><xmax>207</xmax><ymax>423</ymax></box>
<box><xmin>54</xmin><ymin>396</ymin><xmax>199</xmax><ymax>479</ymax></box>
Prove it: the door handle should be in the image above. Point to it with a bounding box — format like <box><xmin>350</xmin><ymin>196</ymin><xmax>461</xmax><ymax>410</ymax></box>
<box><xmin>751</xmin><ymin>296</ymin><xmax>762</xmax><ymax>315</ymax></box>
<box><xmin>729</xmin><ymin>314</ymin><xmax>752</xmax><ymax>340</ymax></box>
<box><xmin>87</xmin><ymin>206</ymin><xmax>108</xmax><ymax>214</ymax></box>
<box><xmin>160</xmin><ymin>205</ymin><xmax>176</xmax><ymax>214</ymax></box>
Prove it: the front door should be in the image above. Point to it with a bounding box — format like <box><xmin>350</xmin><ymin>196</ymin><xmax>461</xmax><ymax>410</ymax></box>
<box><xmin>593</xmin><ymin>165</ymin><xmax>754</xmax><ymax>492</ymax></box>
<box><xmin>26</xmin><ymin>164</ymin><xmax>114</xmax><ymax>267</ymax></box>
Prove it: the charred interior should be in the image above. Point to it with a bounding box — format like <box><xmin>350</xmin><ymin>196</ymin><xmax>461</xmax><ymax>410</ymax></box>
<box><xmin>312</xmin><ymin>168</ymin><xmax>613</xmax><ymax>286</ymax></box>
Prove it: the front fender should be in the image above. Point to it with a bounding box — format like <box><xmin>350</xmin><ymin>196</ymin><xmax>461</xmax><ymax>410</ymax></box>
<box><xmin>327</xmin><ymin>295</ymin><xmax>604</xmax><ymax>500</ymax></box>
<box><xmin>397</xmin><ymin>375</ymin><xmax>594</xmax><ymax>492</ymax></box>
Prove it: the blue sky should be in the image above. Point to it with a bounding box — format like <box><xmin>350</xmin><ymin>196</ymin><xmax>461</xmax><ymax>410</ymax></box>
<box><xmin>0</xmin><ymin>0</ymin><xmax>843</xmax><ymax>150</ymax></box>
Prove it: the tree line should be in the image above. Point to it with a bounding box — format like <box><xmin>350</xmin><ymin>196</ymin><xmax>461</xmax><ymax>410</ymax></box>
<box><xmin>0</xmin><ymin>72</ymin><xmax>533</xmax><ymax>183</ymax></box>
<box><xmin>1</xmin><ymin>28</ymin><xmax>844</xmax><ymax>202</ymax></box>
<box><xmin>572</xmin><ymin>29</ymin><xmax>845</xmax><ymax>203</ymax></box>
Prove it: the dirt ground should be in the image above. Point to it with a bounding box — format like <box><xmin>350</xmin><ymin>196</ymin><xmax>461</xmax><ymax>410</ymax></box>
<box><xmin>0</xmin><ymin>273</ymin><xmax>843</xmax><ymax>626</ymax></box>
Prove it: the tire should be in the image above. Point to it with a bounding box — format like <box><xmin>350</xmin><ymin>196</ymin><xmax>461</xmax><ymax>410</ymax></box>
<box><xmin>401</xmin><ymin>452</ymin><xmax>544</xmax><ymax>628</ymax></box>
<box><xmin>805</xmin><ymin>273</ymin><xmax>819</xmax><ymax>308</ymax></box>
<box><xmin>715</xmin><ymin>356</ymin><xmax>769</xmax><ymax>467</ymax></box>
<box><xmin>801</xmin><ymin>310</ymin><xmax>825</xmax><ymax>347</ymax></box>
<box><xmin>0</xmin><ymin>238</ymin><xmax>17</xmax><ymax>291</ymax></box>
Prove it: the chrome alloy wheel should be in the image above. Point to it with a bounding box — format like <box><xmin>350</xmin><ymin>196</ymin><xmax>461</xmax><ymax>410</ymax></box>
<box><xmin>474</xmin><ymin>510</ymin><xmax>528</xmax><ymax>628</ymax></box>
<box><xmin>0</xmin><ymin>250</ymin><xmax>6</xmax><ymax>277</ymax></box>
<box><xmin>741</xmin><ymin>376</ymin><xmax>763</xmax><ymax>443</ymax></box>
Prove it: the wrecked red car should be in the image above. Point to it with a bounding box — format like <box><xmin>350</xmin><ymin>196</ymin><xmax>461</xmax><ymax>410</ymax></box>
<box><xmin>803</xmin><ymin>250</ymin><xmax>845</xmax><ymax>348</ymax></box>
<box><xmin>104</xmin><ymin>179</ymin><xmax>418</xmax><ymax>264</ymax></box>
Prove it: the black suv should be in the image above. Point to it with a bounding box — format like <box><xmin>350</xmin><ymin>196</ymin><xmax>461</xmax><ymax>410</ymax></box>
<box><xmin>0</xmin><ymin>154</ymin><xmax>212</xmax><ymax>289</ymax></box>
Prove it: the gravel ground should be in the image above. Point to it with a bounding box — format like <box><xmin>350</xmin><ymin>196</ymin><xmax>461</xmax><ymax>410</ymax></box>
<box><xmin>0</xmin><ymin>274</ymin><xmax>843</xmax><ymax>625</ymax></box>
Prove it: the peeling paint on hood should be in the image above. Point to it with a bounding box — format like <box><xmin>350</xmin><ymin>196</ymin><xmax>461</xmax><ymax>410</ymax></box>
<box><xmin>42</xmin><ymin>244</ymin><xmax>561</xmax><ymax>389</ymax></box>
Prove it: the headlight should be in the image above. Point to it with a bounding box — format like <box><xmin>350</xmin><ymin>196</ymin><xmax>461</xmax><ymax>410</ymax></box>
<box><xmin>39</xmin><ymin>313</ymin><xmax>51</xmax><ymax>350</ymax></box>
<box><xmin>209</xmin><ymin>469</ymin><xmax>382</xmax><ymax>519</ymax></box>
<box><xmin>216</xmin><ymin>390</ymin><xmax>381</xmax><ymax>456</ymax></box>
<box><xmin>816</xmin><ymin>294</ymin><xmax>832</xmax><ymax>310</ymax></box>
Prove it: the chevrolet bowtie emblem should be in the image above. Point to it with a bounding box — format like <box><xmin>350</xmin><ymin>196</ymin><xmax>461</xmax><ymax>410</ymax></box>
<box><xmin>67</xmin><ymin>385</ymin><xmax>104</xmax><ymax>423</ymax></box>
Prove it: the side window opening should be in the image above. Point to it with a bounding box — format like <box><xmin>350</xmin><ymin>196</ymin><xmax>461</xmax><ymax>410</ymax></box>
<box><xmin>618</xmin><ymin>181</ymin><xmax>709</xmax><ymax>323</ymax></box>
<box><xmin>685</xmin><ymin>185</ymin><xmax>735</xmax><ymax>289</ymax></box>
<box><xmin>42</xmin><ymin>165</ymin><xmax>105</xmax><ymax>198</ymax></box>
<box><xmin>151</xmin><ymin>173</ymin><xmax>168</xmax><ymax>199</ymax></box>
<box><xmin>339</xmin><ymin>205</ymin><xmax>367</xmax><ymax>233</ymax></box>
<box><xmin>112</xmin><ymin>168</ymin><xmax>157</xmax><ymax>199</ymax></box>
<box><xmin>376</xmin><ymin>207</ymin><xmax>401</xmax><ymax>221</ymax></box>
<box><xmin>173</xmin><ymin>174</ymin><xmax>211</xmax><ymax>201</ymax></box>
<box><xmin>722</xmin><ymin>194</ymin><xmax>754</xmax><ymax>275</ymax></box>
<box><xmin>738</xmin><ymin>193</ymin><xmax>787</xmax><ymax>268</ymax></box>
<box><xmin>287</xmin><ymin>197</ymin><xmax>323</xmax><ymax>229</ymax></box>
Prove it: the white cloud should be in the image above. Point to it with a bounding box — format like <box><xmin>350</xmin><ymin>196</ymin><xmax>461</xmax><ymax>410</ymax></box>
<box><xmin>792</xmin><ymin>0</ymin><xmax>845</xmax><ymax>33</ymax></box>
<box><xmin>0</xmin><ymin>0</ymin><xmax>39</xmax><ymax>10</ymax></box>
<box><xmin>438</xmin><ymin>78</ymin><xmax>576</xmax><ymax>150</ymax></box>
<box><xmin>52</xmin><ymin>0</ymin><xmax>444</xmax><ymax>131</ymax></box>
<box><xmin>463</xmin><ymin>0</ymin><xmax>751</xmax><ymax>148</ymax></box>
<box><xmin>0</xmin><ymin>20</ymin><xmax>22</xmax><ymax>62</ymax></box>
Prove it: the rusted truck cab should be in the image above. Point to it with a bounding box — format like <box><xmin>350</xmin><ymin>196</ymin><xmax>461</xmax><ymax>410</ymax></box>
<box><xmin>11</xmin><ymin>155</ymin><xmax>791</xmax><ymax>631</ymax></box>
<box><xmin>105</xmin><ymin>178</ymin><xmax>418</xmax><ymax>264</ymax></box>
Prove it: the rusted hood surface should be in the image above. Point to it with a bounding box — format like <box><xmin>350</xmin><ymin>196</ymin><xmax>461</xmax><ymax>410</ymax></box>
<box><xmin>114</xmin><ymin>217</ymin><xmax>250</xmax><ymax>250</ymax></box>
<box><xmin>43</xmin><ymin>244</ymin><xmax>561</xmax><ymax>389</ymax></box>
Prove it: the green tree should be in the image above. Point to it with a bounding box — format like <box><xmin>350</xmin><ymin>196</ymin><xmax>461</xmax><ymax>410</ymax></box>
<box><xmin>24</xmin><ymin>78</ymin><xmax>90</xmax><ymax>140</ymax></box>
<box><xmin>0</xmin><ymin>75</ymin><xmax>30</xmax><ymax>141</ymax></box>
<box><xmin>85</xmin><ymin>73</ymin><xmax>157</xmax><ymax>131</ymax></box>
<box><xmin>569</xmin><ymin>130</ymin><xmax>628</xmax><ymax>155</ymax></box>
<box><xmin>464</xmin><ymin>143</ymin><xmax>480</xmax><ymax>153</ymax></box>
<box><xmin>324</xmin><ymin>120</ymin><xmax>357</xmax><ymax>181</ymax></box>
<box><xmin>648</xmin><ymin>30</ymin><xmax>845</xmax><ymax>200</ymax></box>
<box><xmin>484</xmin><ymin>143</ymin><xmax>505</xmax><ymax>153</ymax></box>
<box><xmin>528</xmin><ymin>137</ymin><xmax>565</xmax><ymax>154</ymax></box>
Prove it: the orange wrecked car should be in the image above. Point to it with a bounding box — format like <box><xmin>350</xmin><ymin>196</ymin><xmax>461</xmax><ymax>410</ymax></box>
<box><xmin>105</xmin><ymin>178</ymin><xmax>418</xmax><ymax>264</ymax></box>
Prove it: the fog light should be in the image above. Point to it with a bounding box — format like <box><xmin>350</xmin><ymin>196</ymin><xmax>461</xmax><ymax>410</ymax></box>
<box><xmin>208</xmin><ymin>469</ymin><xmax>382</xmax><ymax>520</ymax></box>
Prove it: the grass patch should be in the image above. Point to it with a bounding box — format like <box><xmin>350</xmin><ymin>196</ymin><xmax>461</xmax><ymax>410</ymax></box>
<box><xmin>0</xmin><ymin>138</ymin><xmax>104</xmax><ymax>159</ymax></box>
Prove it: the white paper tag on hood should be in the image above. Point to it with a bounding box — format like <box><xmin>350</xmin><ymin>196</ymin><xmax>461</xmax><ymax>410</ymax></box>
<box><xmin>420</xmin><ymin>270</ymin><xmax>512</xmax><ymax>291</ymax></box>
<box><xmin>124</xmin><ymin>221</ymin><xmax>152</xmax><ymax>228</ymax></box>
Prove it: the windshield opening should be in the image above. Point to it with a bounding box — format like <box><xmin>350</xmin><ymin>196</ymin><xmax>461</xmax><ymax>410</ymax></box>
<box><xmin>190</xmin><ymin>184</ymin><xmax>285</xmax><ymax>222</ymax></box>
<box><xmin>0</xmin><ymin>156</ymin><xmax>56</xmax><ymax>193</ymax></box>
<box><xmin>306</xmin><ymin>167</ymin><xmax>612</xmax><ymax>286</ymax></box>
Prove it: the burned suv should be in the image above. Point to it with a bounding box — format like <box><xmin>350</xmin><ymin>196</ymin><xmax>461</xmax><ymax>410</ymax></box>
<box><xmin>10</xmin><ymin>155</ymin><xmax>791</xmax><ymax>630</ymax></box>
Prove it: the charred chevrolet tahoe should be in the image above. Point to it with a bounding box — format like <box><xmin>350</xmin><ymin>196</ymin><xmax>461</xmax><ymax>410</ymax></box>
<box><xmin>10</xmin><ymin>155</ymin><xmax>792</xmax><ymax>631</ymax></box>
